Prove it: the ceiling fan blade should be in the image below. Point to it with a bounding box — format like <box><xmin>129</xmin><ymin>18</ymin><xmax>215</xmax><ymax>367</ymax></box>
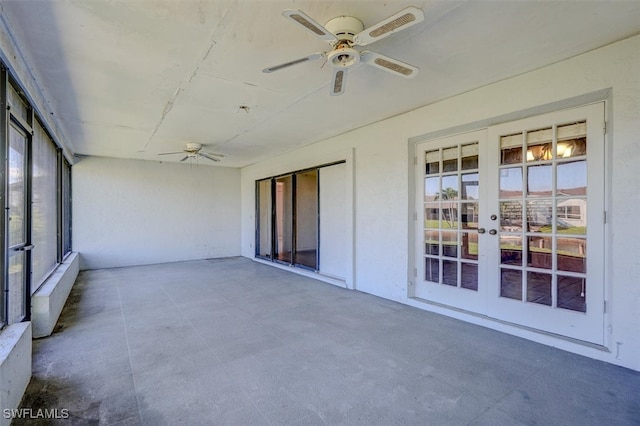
<box><xmin>282</xmin><ymin>10</ymin><xmax>337</xmax><ymax>43</ymax></box>
<box><xmin>263</xmin><ymin>52</ymin><xmax>325</xmax><ymax>73</ymax></box>
<box><xmin>198</xmin><ymin>152</ymin><xmax>221</xmax><ymax>162</ymax></box>
<box><xmin>158</xmin><ymin>151</ymin><xmax>186</xmax><ymax>155</ymax></box>
<box><xmin>330</xmin><ymin>67</ymin><xmax>347</xmax><ymax>96</ymax></box>
<box><xmin>361</xmin><ymin>51</ymin><xmax>419</xmax><ymax>78</ymax></box>
<box><xmin>204</xmin><ymin>152</ymin><xmax>225</xmax><ymax>158</ymax></box>
<box><xmin>180</xmin><ymin>156</ymin><xmax>189</xmax><ymax>162</ymax></box>
<box><xmin>354</xmin><ymin>6</ymin><xmax>424</xmax><ymax>46</ymax></box>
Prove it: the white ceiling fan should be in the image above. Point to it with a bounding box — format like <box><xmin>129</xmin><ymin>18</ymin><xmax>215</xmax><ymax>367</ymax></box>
<box><xmin>158</xmin><ymin>143</ymin><xmax>225</xmax><ymax>162</ymax></box>
<box><xmin>263</xmin><ymin>6</ymin><xmax>425</xmax><ymax>95</ymax></box>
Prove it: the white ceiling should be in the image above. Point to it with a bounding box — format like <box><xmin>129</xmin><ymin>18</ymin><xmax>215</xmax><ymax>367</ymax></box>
<box><xmin>3</xmin><ymin>1</ymin><xmax>639</xmax><ymax>167</ymax></box>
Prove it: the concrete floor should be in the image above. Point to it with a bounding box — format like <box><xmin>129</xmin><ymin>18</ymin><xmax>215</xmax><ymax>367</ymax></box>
<box><xmin>17</xmin><ymin>257</ymin><xmax>640</xmax><ymax>425</ymax></box>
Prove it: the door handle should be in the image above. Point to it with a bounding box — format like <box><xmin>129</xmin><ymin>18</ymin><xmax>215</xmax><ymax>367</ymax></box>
<box><xmin>478</xmin><ymin>228</ymin><xmax>486</xmax><ymax>234</ymax></box>
<box><xmin>15</xmin><ymin>244</ymin><xmax>34</xmax><ymax>252</ymax></box>
<box><xmin>489</xmin><ymin>229</ymin><xmax>497</xmax><ymax>235</ymax></box>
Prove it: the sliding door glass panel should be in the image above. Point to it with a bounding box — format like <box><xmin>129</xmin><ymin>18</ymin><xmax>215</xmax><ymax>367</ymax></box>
<box><xmin>32</xmin><ymin>122</ymin><xmax>58</xmax><ymax>288</ymax></box>
<box><xmin>294</xmin><ymin>170</ymin><xmax>318</xmax><ymax>269</ymax></box>
<box><xmin>256</xmin><ymin>179</ymin><xmax>272</xmax><ymax>258</ymax></box>
<box><xmin>274</xmin><ymin>175</ymin><xmax>293</xmax><ymax>263</ymax></box>
<box><xmin>63</xmin><ymin>160</ymin><xmax>72</xmax><ymax>255</ymax></box>
<box><xmin>8</xmin><ymin>122</ymin><xmax>28</xmax><ymax>323</ymax></box>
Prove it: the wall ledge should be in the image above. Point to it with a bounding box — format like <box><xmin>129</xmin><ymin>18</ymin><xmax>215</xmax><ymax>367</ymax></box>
<box><xmin>0</xmin><ymin>321</ymin><xmax>31</xmax><ymax>426</ymax></box>
<box><xmin>31</xmin><ymin>253</ymin><xmax>79</xmax><ymax>338</ymax></box>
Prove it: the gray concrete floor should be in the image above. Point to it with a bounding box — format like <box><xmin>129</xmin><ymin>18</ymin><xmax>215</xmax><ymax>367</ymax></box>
<box><xmin>17</xmin><ymin>257</ymin><xmax>640</xmax><ymax>425</ymax></box>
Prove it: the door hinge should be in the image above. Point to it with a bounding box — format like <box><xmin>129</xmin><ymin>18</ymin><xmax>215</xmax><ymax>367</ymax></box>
<box><xmin>413</xmin><ymin>268</ymin><xmax>417</xmax><ymax>278</ymax></box>
<box><xmin>603</xmin><ymin>121</ymin><xmax>607</xmax><ymax>135</ymax></box>
<box><xmin>604</xmin><ymin>210</ymin><xmax>607</xmax><ymax>224</ymax></box>
<box><xmin>414</xmin><ymin>156</ymin><xmax>418</xmax><ymax>166</ymax></box>
<box><xmin>414</xmin><ymin>212</ymin><xmax>417</xmax><ymax>221</ymax></box>
<box><xmin>603</xmin><ymin>300</ymin><xmax>607</xmax><ymax>314</ymax></box>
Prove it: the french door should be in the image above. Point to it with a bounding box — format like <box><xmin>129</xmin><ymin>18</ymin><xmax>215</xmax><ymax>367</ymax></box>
<box><xmin>415</xmin><ymin>103</ymin><xmax>605</xmax><ymax>344</ymax></box>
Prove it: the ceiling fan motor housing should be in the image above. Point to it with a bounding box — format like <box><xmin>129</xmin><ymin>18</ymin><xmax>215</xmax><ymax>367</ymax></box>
<box><xmin>325</xmin><ymin>16</ymin><xmax>364</xmax><ymax>43</ymax></box>
<box><xmin>186</xmin><ymin>142</ymin><xmax>202</xmax><ymax>152</ymax></box>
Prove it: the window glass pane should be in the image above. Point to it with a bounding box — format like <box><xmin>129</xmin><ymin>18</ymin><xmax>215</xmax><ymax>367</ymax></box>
<box><xmin>526</xmin><ymin>200</ymin><xmax>552</xmax><ymax>232</ymax></box>
<box><xmin>8</xmin><ymin>252</ymin><xmax>26</xmax><ymax>323</ymax></box>
<box><xmin>442</xmin><ymin>147</ymin><xmax>458</xmax><ymax>172</ymax></box>
<box><xmin>32</xmin><ymin>122</ymin><xmax>59</xmax><ymax>288</ymax></box>
<box><xmin>425</xmin><ymin>257</ymin><xmax>439</xmax><ymax>282</ymax></box>
<box><xmin>500</xmin><ymin>201</ymin><xmax>522</xmax><ymax>232</ymax></box>
<box><xmin>527</xmin><ymin>236</ymin><xmax>552</xmax><ymax>269</ymax></box>
<box><xmin>424</xmin><ymin>177</ymin><xmax>439</xmax><ymax>200</ymax></box>
<box><xmin>424</xmin><ymin>204</ymin><xmax>439</xmax><ymax>224</ymax></box>
<box><xmin>440</xmin><ymin>175</ymin><xmax>458</xmax><ymax>200</ymax></box>
<box><xmin>9</xmin><ymin>124</ymin><xmax>26</xmax><ymax>247</ymax></box>
<box><xmin>460</xmin><ymin>263</ymin><xmax>478</xmax><ymax>291</ymax></box>
<box><xmin>557</xmin><ymin>121</ymin><xmax>587</xmax><ymax>158</ymax></box>
<box><xmin>500</xmin><ymin>133</ymin><xmax>523</xmax><ymax>165</ymax></box>
<box><xmin>499</xmin><ymin>167</ymin><xmax>522</xmax><ymax>198</ymax></box>
<box><xmin>500</xmin><ymin>269</ymin><xmax>522</xmax><ymax>300</ymax></box>
<box><xmin>557</xmin><ymin>237</ymin><xmax>586</xmax><ymax>273</ymax></box>
<box><xmin>557</xmin><ymin>161</ymin><xmax>586</xmax><ymax>196</ymax></box>
<box><xmin>461</xmin><ymin>143</ymin><xmax>478</xmax><ymax>170</ymax></box>
<box><xmin>527</xmin><ymin>272</ymin><xmax>552</xmax><ymax>306</ymax></box>
<box><xmin>63</xmin><ymin>160</ymin><xmax>72</xmax><ymax>255</ymax></box>
<box><xmin>442</xmin><ymin>260</ymin><xmax>457</xmax><ymax>286</ymax></box>
<box><xmin>526</xmin><ymin>127</ymin><xmax>552</xmax><ymax>162</ymax></box>
<box><xmin>527</xmin><ymin>164</ymin><xmax>552</xmax><ymax>196</ymax></box>
<box><xmin>461</xmin><ymin>173</ymin><xmax>478</xmax><ymax>200</ymax></box>
<box><xmin>424</xmin><ymin>230</ymin><xmax>439</xmax><ymax>255</ymax></box>
<box><xmin>461</xmin><ymin>232</ymin><xmax>477</xmax><ymax>260</ymax></box>
<box><xmin>556</xmin><ymin>199</ymin><xmax>586</xmax><ymax>234</ymax></box>
<box><xmin>256</xmin><ymin>179</ymin><xmax>272</xmax><ymax>258</ymax></box>
<box><xmin>557</xmin><ymin>276</ymin><xmax>586</xmax><ymax>312</ymax></box>
<box><xmin>441</xmin><ymin>231</ymin><xmax>457</xmax><ymax>258</ymax></box>
<box><xmin>461</xmin><ymin>202</ymin><xmax>478</xmax><ymax>230</ymax></box>
<box><xmin>501</xmin><ymin>235</ymin><xmax>522</xmax><ymax>266</ymax></box>
<box><xmin>425</xmin><ymin>150</ymin><xmax>439</xmax><ymax>175</ymax></box>
<box><xmin>294</xmin><ymin>170</ymin><xmax>318</xmax><ymax>269</ymax></box>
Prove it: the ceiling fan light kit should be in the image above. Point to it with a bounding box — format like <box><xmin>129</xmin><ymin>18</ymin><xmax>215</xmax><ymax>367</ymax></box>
<box><xmin>263</xmin><ymin>6</ymin><xmax>425</xmax><ymax>95</ymax></box>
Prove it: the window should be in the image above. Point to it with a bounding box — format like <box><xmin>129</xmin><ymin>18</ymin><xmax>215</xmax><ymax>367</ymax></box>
<box><xmin>1</xmin><ymin>67</ymin><xmax>72</xmax><ymax>326</ymax></box>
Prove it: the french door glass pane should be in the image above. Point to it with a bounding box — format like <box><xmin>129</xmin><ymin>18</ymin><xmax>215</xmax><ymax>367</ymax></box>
<box><xmin>497</xmin><ymin>121</ymin><xmax>589</xmax><ymax>312</ymax></box>
<box><xmin>422</xmin><ymin>140</ymin><xmax>479</xmax><ymax>291</ymax></box>
<box><xmin>274</xmin><ymin>176</ymin><xmax>293</xmax><ymax>263</ymax></box>
<box><xmin>557</xmin><ymin>276</ymin><xmax>586</xmax><ymax>312</ymax></box>
<box><xmin>256</xmin><ymin>179</ymin><xmax>272</xmax><ymax>258</ymax></box>
<box><xmin>294</xmin><ymin>170</ymin><xmax>318</xmax><ymax>269</ymax></box>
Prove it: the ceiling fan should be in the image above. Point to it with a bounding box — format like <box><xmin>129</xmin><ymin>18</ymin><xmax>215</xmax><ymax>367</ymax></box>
<box><xmin>263</xmin><ymin>6</ymin><xmax>424</xmax><ymax>95</ymax></box>
<box><xmin>158</xmin><ymin>143</ymin><xmax>224</xmax><ymax>162</ymax></box>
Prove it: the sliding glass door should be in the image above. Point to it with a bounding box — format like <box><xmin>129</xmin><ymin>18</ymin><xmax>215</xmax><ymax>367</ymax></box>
<box><xmin>256</xmin><ymin>163</ymin><xmax>343</xmax><ymax>274</ymax></box>
<box><xmin>294</xmin><ymin>170</ymin><xmax>318</xmax><ymax>269</ymax></box>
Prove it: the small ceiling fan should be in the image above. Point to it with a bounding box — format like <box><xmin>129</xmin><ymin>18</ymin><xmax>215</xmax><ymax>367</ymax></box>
<box><xmin>263</xmin><ymin>6</ymin><xmax>424</xmax><ymax>95</ymax></box>
<box><xmin>158</xmin><ymin>143</ymin><xmax>224</xmax><ymax>162</ymax></box>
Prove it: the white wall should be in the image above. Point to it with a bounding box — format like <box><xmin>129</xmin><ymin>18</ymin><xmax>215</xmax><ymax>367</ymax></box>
<box><xmin>241</xmin><ymin>35</ymin><xmax>640</xmax><ymax>371</ymax></box>
<box><xmin>74</xmin><ymin>157</ymin><xmax>240</xmax><ymax>269</ymax></box>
